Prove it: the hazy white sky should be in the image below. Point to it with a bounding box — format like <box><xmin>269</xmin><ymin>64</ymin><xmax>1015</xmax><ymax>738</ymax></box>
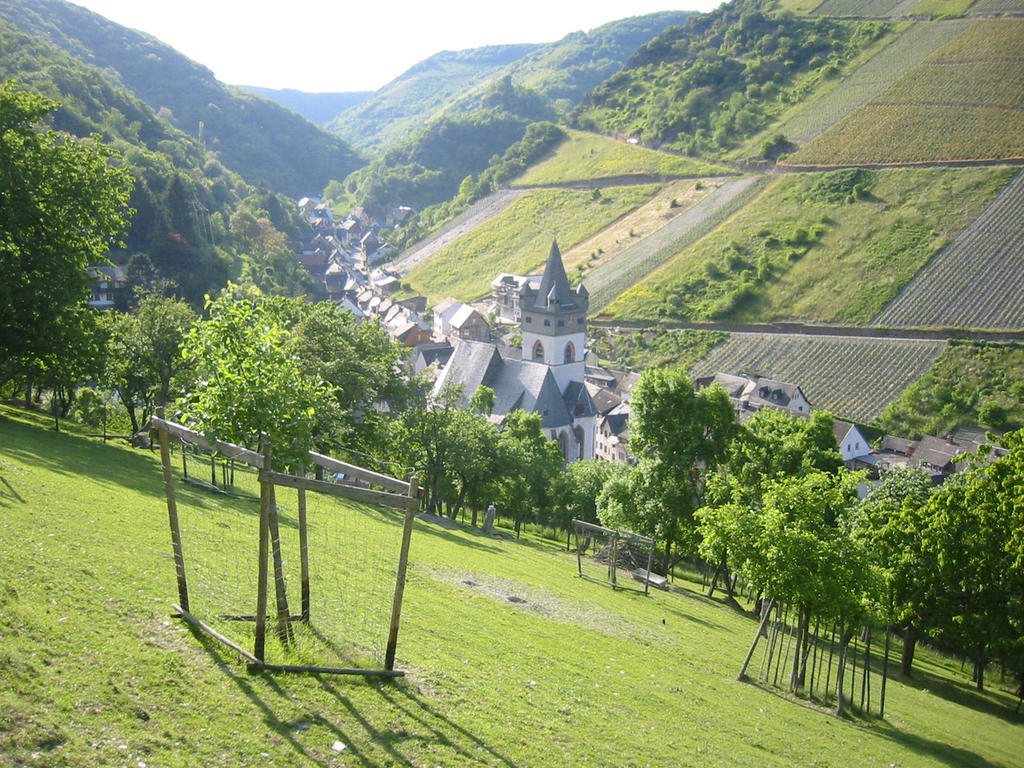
<box><xmin>70</xmin><ymin>1</ymin><xmax>722</xmax><ymax>92</ymax></box>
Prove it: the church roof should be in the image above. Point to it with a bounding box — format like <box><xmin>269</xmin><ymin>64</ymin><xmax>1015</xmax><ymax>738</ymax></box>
<box><xmin>433</xmin><ymin>339</ymin><xmax>592</xmax><ymax>429</ymax></box>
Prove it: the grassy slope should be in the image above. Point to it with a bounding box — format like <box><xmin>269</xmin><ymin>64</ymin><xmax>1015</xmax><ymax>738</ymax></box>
<box><xmin>603</xmin><ymin>165</ymin><xmax>1013</xmax><ymax>324</ymax></box>
<box><xmin>512</xmin><ymin>130</ymin><xmax>733</xmax><ymax>186</ymax></box>
<box><xmin>403</xmin><ymin>185</ymin><xmax>660</xmax><ymax>304</ymax></box>
<box><xmin>2</xmin><ymin>406</ymin><xmax>1023</xmax><ymax>766</ymax></box>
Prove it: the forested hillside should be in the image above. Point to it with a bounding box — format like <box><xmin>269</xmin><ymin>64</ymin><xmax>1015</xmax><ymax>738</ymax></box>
<box><xmin>0</xmin><ymin>0</ymin><xmax>365</xmax><ymax>195</ymax></box>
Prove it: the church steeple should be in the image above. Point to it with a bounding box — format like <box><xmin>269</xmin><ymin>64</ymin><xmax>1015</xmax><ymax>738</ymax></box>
<box><xmin>519</xmin><ymin>240</ymin><xmax>588</xmax><ymax>388</ymax></box>
<box><xmin>535</xmin><ymin>240</ymin><xmax>576</xmax><ymax>310</ymax></box>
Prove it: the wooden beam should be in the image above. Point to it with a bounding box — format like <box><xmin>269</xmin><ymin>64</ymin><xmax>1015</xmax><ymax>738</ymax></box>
<box><xmin>157</xmin><ymin>408</ymin><xmax>189</xmax><ymax>612</ymax></box>
<box><xmin>260</xmin><ymin>471</ymin><xmax>418</xmax><ymax>512</ymax></box>
<box><xmin>385</xmin><ymin>476</ymin><xmax>420</xmax><ymax>671</ymax></box>
<box><xmin>307</xmin><ymin>451</ymin><xmax>410</xmax><ymax>494</ymax></box>
<box><xmin>174</xmin><ymin>604</ymin><xmax>260</xmax><ymax>665</ymax></box>
<box><xmin>148</xmin><ymin>417</ymin><xmax>263</xmax><ymax>468</ymax></box>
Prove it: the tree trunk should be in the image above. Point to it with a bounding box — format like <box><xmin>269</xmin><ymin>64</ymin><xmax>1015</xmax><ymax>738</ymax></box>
<box><xmin>974</xmin><ymin>644</ymin><xmax>987</xmax><ymax>691</ymax></box>
<box><xmin>835</xmin><ymin>622</ymin><xmax>856</xmax><ymax>718</ymax></box>
<box><xmin>900</xmin><ymin>624</ymin><xmax>917</xmax><ymax>678</ymax></box>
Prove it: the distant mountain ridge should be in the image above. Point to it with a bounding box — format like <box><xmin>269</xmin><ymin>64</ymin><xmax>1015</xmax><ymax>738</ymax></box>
<box><xmin>0</xmin><ymin>0</ymin><xmax>365</xmax><ymax>196</ymax></box>
<box><xmin>327</xmin><ymin>44</ymin><xmax>542</xmax><ymax>151</ymax></box>
<box><xmin>238</xmin><ymin>86</ymin><xmax>372</xmax><ymax>126</ymax></box>
<box><xmin>328</xmin><ymin>12</ymin><xmax>694</xmax><ymax>153</ymax></box>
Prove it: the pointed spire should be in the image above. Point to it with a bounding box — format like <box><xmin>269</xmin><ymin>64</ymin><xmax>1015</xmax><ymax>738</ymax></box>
<box><xmin>535</xmin><ymin>240</ymin><xmax>574</xmax><ymax>310</ymax></box>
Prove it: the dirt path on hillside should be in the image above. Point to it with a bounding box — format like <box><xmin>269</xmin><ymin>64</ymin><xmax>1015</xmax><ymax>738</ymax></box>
<box><xmin>388</xmin><ymin>189</ymin><xmax>527</xmax><ymax>276</ymax></box>
<box><xmin>589</xmin><ymin>318</ymin><xmax>1024</xmax><ymax>343</ymax></box>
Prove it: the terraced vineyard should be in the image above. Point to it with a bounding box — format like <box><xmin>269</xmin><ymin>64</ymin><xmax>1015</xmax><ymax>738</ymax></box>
<box><xmin>784</xmin><ymin>19</ymin><xmax>1024</xmax><ymax>165</ymax></box>
<box><xmin>968</xmin><ymin>0</ymin><xmax>1024</xmax><ymax>14</ymax></box>
<box><xmin>811</xmin><ymin>0</ymin><xmax>909</xmax><ymax>16</ymax></box>
<box><xmin>775</xmin><ymin>20</ymin><xmax>972</xmax><ymax>144</ymax></box>
<box><xmin>875</xmin><ymin>169</ymin><xmax>1024</xmax><ymax>329</ymax></box>
<box><xmin>586</xmin><ymin>175</ymin><xmax>770</xmax><ymax>314</ymax></box>
<box><xmin>691</xmin><ymin>333</ymin><xmax>947</xmax><ymax>423</ymax></box>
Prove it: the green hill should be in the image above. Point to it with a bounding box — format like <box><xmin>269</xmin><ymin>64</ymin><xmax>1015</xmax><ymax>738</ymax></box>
<box><xmin>0</xmin><ymin>0</ymin><xmax>365</xmax><ymax>196</ymax></box>
<box><xmin>2</xmin><ymin>405</ymin><xmax>1022</xmax><ymax>766</ymax></box>
<box><xmin>327</xmin><ymin>45</ymin><xmax>541</xmax><ymax>152</ymax></box>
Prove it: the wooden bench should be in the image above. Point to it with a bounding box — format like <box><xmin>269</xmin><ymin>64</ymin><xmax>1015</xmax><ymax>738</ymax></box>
<box><xmin>631</xmin><ymin>568</ymin><xmax>668</xmax><ymax>590</ymax></box>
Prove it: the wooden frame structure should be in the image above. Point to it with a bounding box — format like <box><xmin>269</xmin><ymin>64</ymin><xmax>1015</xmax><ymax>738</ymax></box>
<box><xmin>152</xmin><ymin>413</ymin><xmax>420</xmax><ymax>676</ymax></box>
<box><xmin>572</xmin><ymin>519</ymin><xmax>656</xmax><ymax>595</ymax></box>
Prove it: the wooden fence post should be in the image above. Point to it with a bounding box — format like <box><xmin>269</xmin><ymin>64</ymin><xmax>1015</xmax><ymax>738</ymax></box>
<box><xmin>157</xmin><ymin>407</ymin><xmax>189</xmax><ymax>613</ymax></box>
<box><xmin>254</xmin><ymin>440</ymin><xmax>272</xmax><ymax>664</ymax></box>
<box><xmin>385</xmin><ymin>476</ymin><xmax>419</xmax><ymax>671</ymax></box>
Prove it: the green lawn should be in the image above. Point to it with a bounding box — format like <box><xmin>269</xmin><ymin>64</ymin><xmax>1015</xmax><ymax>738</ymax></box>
<box><xmin>512</xmin><ymin>130</ymin><xmax>732</xmax><ymax>187</ymax></box>
<box><xmin>2</xmin><ymin>404</ymin><xmax>1022</xmax><ymax>767</ymax></box>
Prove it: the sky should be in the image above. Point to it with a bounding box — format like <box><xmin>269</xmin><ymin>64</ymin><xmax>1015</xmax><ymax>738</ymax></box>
<box><xmin>70</xmin><ymin>0</ymin><xmax>722</xmax><ymax>93</ymax></box>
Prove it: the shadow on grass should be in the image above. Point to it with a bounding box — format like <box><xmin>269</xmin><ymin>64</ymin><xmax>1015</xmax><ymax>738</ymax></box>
<box><xmin>189</xmin><ymin>623</ymin><xmax>520</xmax><ymax>767</ymax></box>
<box><xmin>894</xmin><ymin>662</ymin><xmax>1023</xmax><ymax>725</ymax></box>
<box><xmin>871</xmin><ymin>720</ymin><xmax>1006</xmax><ymax>768</ymax></box>
<box><xmin>1</xmin><ymin>408</ymin><xmax>167</xmax><ymax>501</ymax></box>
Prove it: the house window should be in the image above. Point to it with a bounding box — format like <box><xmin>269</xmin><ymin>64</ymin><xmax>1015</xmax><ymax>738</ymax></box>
<box><xmin>543</xmin><ymin>319</ymin><xmax>551</xmax><ymax>327</ymax></box>
<box><xmin>533</xmin><ymin>341</ymin><xmax>545</xmax><ymax>362</ymax></box>
<box><xmin>564</xmin><ymin>341</ymin><xmax>575</xmax><ymax>364</ymax></box>
<box><xmin>557</xmin><ymin>320</ymin><xmax>565</xmax><ymax>327</ymax></box>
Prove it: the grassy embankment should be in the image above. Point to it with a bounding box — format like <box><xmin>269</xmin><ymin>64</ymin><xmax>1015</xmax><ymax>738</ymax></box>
<box><xmin>602</xmin><ymin>165</ymin><xmax>1014</xmax><ymax>324</ymax></box>
<box><xmin>2</xmin><ymin>405</ymin><xmax>1023</xmax><ymax>767</ymax></box>
<box><xmin>403</xmin><ymin>184</ymin><xmax>659</xmax><ymax>304</ymax></box>
<box><xmin>511</xmin><ymin>129</ymin><xmax>732</xmax><ymax>186</ymax></box>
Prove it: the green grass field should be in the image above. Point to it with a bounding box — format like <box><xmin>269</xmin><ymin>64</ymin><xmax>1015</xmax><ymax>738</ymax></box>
<box><xmin>403</xmin><ymin>185</ymin><xmax>659</xmax><ymax>304</ymax></box>
<box><xmin>511</xmin><ymin>130</ymin><xmax>732</xmax><ymax>187</ymax></box>
<box><xmin>2</xmin><ymin>405</ymin><xmax>1023</xmax><ymax>766</ymax></box>
<box><xmin>602</xmin><ymin>166</ymin><xmax>1013</xmax><ymax>324</ymax></box>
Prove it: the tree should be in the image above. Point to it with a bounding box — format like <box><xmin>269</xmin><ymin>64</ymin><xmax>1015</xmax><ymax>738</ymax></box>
<box><xmin>850</xmin><ymin>466</ymin><xmax>934</xmax><ymax>678</ymax></box>
<box><xmin>916</xmin><ymin>434</ymin><xmax>1024</xmax><ymax>694</ymax></box>
<box><xmin>102</xmin><ymin>293</ymin><xmax>195</xmax><ymax>432</ymax></box>
<box><xmin>292</xmin><ymin>301</ymin><xmax>414</xmax><ymax>456</ymax></box>
<box><xmin>699</xmin><ymin>408</ymin><xmax>843</xmax><ymax>600</ymax></box>
<box><xmin>495</xmin><ymin>411</ymin><xmax>564</xmax><ymax>538</ymax></box>
<box><xmin>0</xmin><ymin>81</ymin><xmax>133</xmax><ymax>387</ymax></box>
<box><xmin>555</xmin><ymin>459</ymin><xmax>619</xmax><ymax>537</ymax></box>
<box><xmin>625</xmin><ymin>368</ymin><xmax>737</xmax><ymax>571</ymax></box>
<box><xmin>177</xmin><ymin>286</ymin><xmax>332</xmax><ymax>468</ymax></box>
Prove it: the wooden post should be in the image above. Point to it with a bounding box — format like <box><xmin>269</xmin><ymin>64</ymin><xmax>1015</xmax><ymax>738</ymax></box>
<box><xmin>298</xmin><ymin>485</ymin><xmax>310</xmax><ymax>622</ymax></box>
<box><xmin>738</xmin><ymin>597</ymin><xmax>774</xmax><ymax>681</ymax></box>
<box><xmin>254</xmin><ymin>441</ymin><xmax>272</xmax><ymax>664</ymax></box>
<box><xmin>609</xmin><ymin>531</ymin><xmax>618</xmax><ymax>588</ymax></box>
<box><xmin>267</xmin><ymin>471</ymin><xmax>293</xmax><ymax>645</ymax></box>
<box><xmin>880</xmin><ymin>626</ymin><xmax>892</xmax><ymax>717</ymax></box>
<box><xmin>385</xmin><ymin>476</ymin><xmax>419</xmax><ymax>671</ymax></box>
<box><xmin>157</xmin><ymin>407</ymin><xmax>189</xmax><ymax>613</ymax></box>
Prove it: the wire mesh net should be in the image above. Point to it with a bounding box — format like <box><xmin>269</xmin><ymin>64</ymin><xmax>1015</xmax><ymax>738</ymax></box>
<box><xmin>571</xmin><ymin>519</ymin><xmax>657</xmax><ymax>593</ymax></box>
<box><xmin>158</xmin><ymin>426</ymin><xmax>414</xmax><ymax>673</ymax></box>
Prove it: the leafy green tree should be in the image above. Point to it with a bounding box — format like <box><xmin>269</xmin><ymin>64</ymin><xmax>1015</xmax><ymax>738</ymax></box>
<box><xmin>623</xmin><ymin>368</ymin><xmax>737</xmax><ymax>571</ymax></box>
<box><xmin>555</xmin><ymin>458</ymin><xmax>619</xmax><ymax>535</ymax></box>
<box><xmin>495</xmin><ymin>411</ymin><xmax>564</xmax><ymax>538</ymax></box>
<box><xmin>102</xmin><ymin>293</ymin><xmax>195</xmax><ymax>432</ymax></box>
<box><xmin>849</xmin><ymin>466</ymin><xmax>934</xmax><ymax>677</ymax></box>
<box><xmin>292</xmin><ymin>301</ymin><xmax>413</xmax><ymax>456</ymax></box>
<box><xmin>699</xmin><ymin>408</ymin><xmax>843</xmax><ymax>599</ymax></box>
<box><xmin>916</xmin><ymin>435</ymin><xmax>1024</xmax><ymax>693</ymax></box>
<box><xmin>0</xmin><ymin>81</ymin><xmax>132</xmax><ymax>387</ymax></box>
<box><xmin>177</xmin><ymin>286</ymin><xmax>332</xmax><ymax>468</ymax></box>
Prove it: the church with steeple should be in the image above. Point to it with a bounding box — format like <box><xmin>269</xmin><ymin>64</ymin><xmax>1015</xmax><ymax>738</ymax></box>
<box><xmin>431</xmin><ymin>241</ymin><xmax>596</xmax><ymax>463</ymax></box>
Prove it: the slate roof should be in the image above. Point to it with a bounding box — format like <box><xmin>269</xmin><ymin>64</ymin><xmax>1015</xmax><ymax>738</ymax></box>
<box><xmin>434</xmin><ymin>339</ymin><xmax>591</xmax><ymax>429</ymax></box>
